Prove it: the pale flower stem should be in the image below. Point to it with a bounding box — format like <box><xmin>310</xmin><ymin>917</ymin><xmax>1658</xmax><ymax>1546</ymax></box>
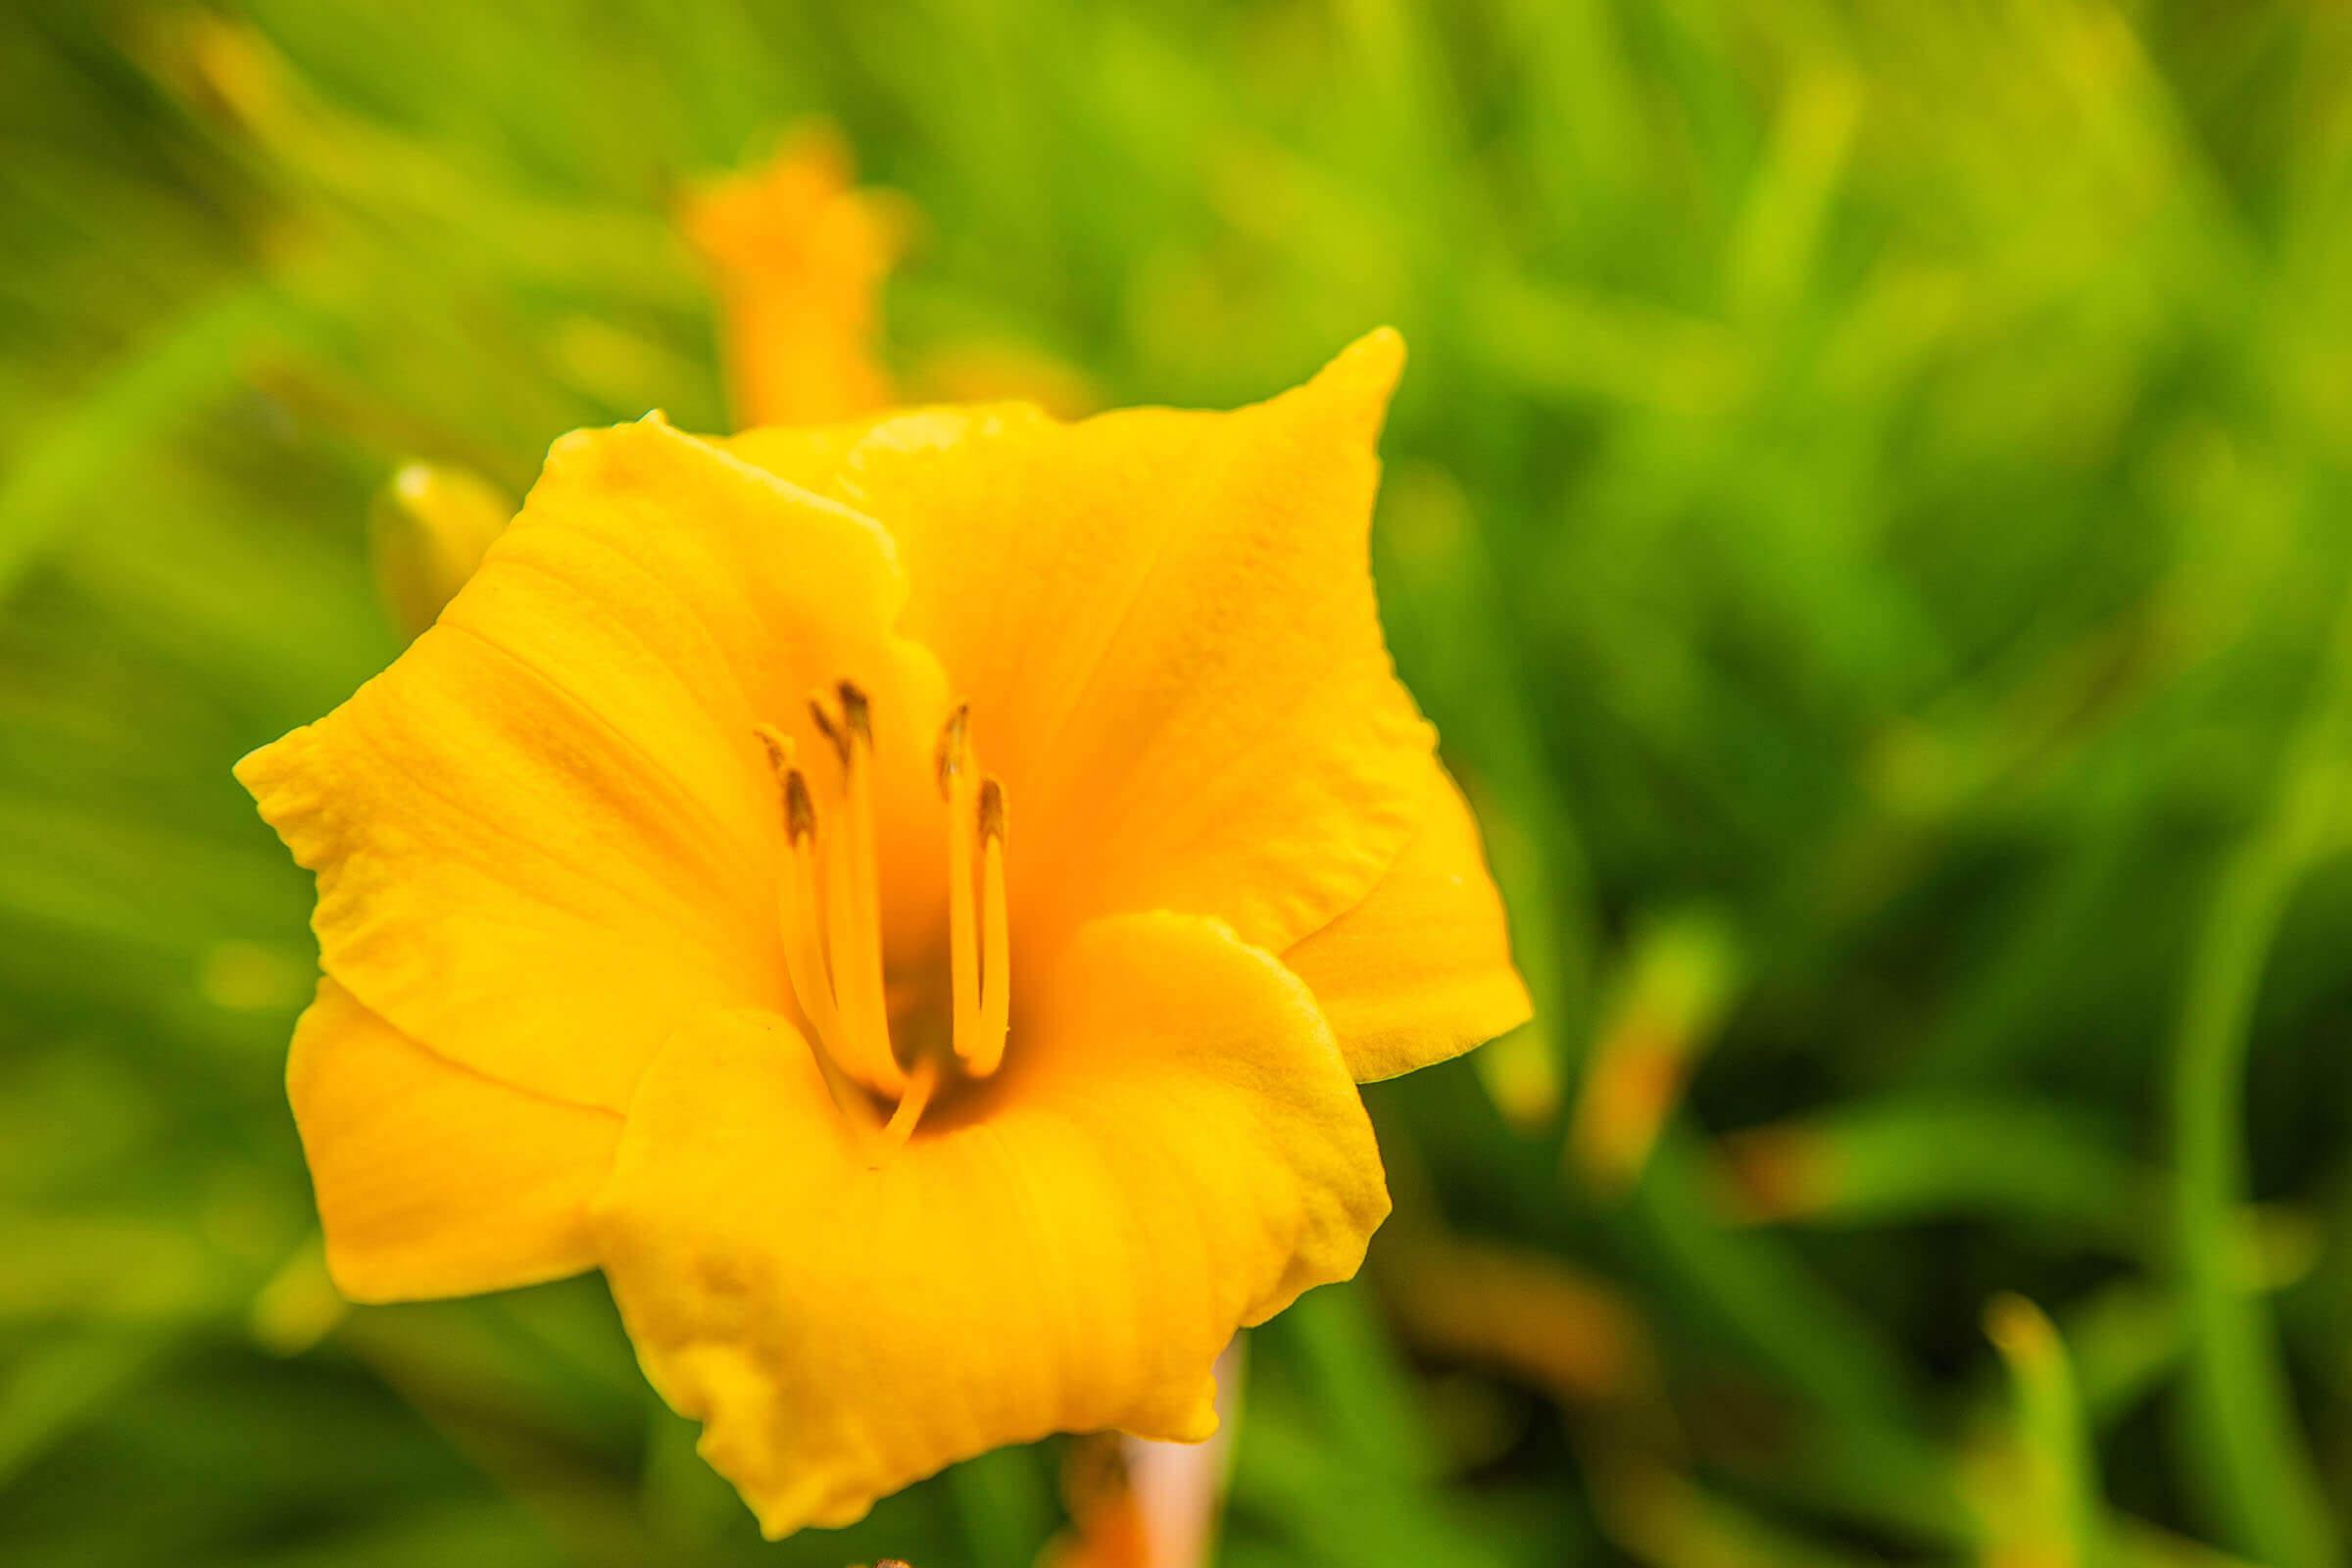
<box><xmin>1120</xmin><ymin>1336</ymin><xmax>1246</xmax><ymax>1568</ymax></box>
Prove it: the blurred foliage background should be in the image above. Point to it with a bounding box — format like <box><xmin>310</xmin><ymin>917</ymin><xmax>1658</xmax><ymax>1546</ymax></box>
<box><xmin>6</xmin><ymin>0</ymin><xmax>2352</xmax><ymax>1563</ymax></box>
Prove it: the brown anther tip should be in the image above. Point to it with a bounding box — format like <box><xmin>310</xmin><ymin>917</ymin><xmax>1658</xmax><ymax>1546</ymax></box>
<box><xmin>977</xmin><ymin>777</ymin><xmax>1006</xmax><ymax>842</ymax></box>
<box><xmin>837</xmin><ymin>679</ymin><xmax>871</xmax><ymax>739</ymax></box>
<box><xmin>755</xmin><ymin>723</ymin><xmax>791</xmax><ymax>777</ymax></box>
<box><xmin>808</xmin><ymin>696</ymin><xmax>850</xmax><ymax>762</ymax></box>
<box><xmin>784</xmin><ymin>769</ymin><xmax>816</xmax><ymax>842</ymax></box>
<box><xmin>934</xmin><ymin>704</ymin><xmax>969</xmax><ymax>798</ymax></box>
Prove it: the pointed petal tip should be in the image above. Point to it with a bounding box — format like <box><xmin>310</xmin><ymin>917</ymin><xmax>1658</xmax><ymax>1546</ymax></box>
<box><xmin>1321</xmin><ymin>325</ymin><xmax>1404</xmax><ymax>396</ymax></box>
<box><xmin>1286</xmin><ymin>327</ymin><xmax>1405</xmax><ymax>442</ymax></box>
<box><xmin>540</xmin><ymin>410</ymin><xmax>725</xmax><ymax>491</ymax></box>
<box><xmin>233</xmin><ymin>724</ymin><xmax>315</xmax><ymax>810</ymax></box>
<box><xmin>1336</xmin><ymin>323</ymin><xmax>1406</xmax><ymax>378</ymax></box>
<box><xmin>230</xmin><ymin>738</ymin><xmax>276</xmax><ymax>796</ymax></box>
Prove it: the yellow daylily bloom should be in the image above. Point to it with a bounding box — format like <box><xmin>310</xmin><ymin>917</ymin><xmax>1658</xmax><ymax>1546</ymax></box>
<box><xmin>684</xmin><ymin>122</ymin><xmax>909</xmax><ymax>428</ymax></box>
<box><xmin>238</xmin><ymin>330</ymin><xmax>1529</xmax><ymax>1538</ymax></box>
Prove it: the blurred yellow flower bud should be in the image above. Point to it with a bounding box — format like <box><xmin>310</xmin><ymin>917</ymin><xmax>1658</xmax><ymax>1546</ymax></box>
<box><xmin>685</xmin><ymin>122</ymin><xmax>912</xmax><ymax>429</ymax></box>
<box><xmin>368</xmin><ymin>462</ymin><xmax>512</xmax><ymax>640</ymax></box>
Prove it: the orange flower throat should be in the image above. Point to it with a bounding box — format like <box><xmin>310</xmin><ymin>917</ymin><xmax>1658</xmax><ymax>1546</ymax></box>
<box><xmin>757</xmin><ymin>681</ymin><xmax>1007</xmax><ymax>1157</ymax></box>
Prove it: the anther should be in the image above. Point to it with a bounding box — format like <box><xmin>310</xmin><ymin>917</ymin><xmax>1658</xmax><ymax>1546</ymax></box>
<box><xmin>935</xmin><ymin>703</ymin><xmax>969</xmax><ymax>799</ymax></box>
<box><xmin>838</xmin><ymin>679</ymin><xmax>871</xmax><ymax>740</ymax></box>
<box><xmin>784</xmin><ymin>768</ymin><xmax>815</xmax><ymax>843</ymax></box>
<box><xmin>977</xmin><ymin>778</ymin><xmax>1006</xmax><ymax>844</ymax></box>
<box><xmin>757</xmin><ymin>724</ymin><xmax>791</xmax><ymax>777</ymax></box>
<box><xmin>808</xmin><ymin>697</ymin><xmax>848</xmax><ymax>765</ymax></box>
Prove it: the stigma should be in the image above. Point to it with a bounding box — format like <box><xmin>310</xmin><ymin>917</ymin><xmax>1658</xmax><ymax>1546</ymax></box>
<box><xmin>757</xmin><ymin>682</ymin><xmax>1008</xmax><ymax>1161</ymax></box>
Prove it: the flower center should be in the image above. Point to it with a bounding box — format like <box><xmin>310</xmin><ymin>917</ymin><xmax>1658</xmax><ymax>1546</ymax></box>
<box><xmin>756</xmin><ymin>681</ymin><xmax>1007</xmax><ymax>1160</ymax></box>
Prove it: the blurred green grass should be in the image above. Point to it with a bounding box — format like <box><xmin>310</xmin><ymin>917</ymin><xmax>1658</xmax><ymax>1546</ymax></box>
<box><xmin>5</xmin><ymin>0</ymin><xmax>2352</xmax><ymax>1563</ymax></box>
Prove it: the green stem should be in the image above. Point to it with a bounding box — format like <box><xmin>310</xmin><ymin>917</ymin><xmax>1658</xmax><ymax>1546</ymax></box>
<box><xmin>2169</xmin><ymin>603</ymin><xmax>2352</xmax><ymax>1568</ymax></box>
<box><xmin>1987</xmin><ymin>1293</ymin><xmax>2107</xmax><ymax>1568</ymax></box>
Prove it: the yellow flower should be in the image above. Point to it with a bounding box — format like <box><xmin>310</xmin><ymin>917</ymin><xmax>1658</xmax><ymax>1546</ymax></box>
<box><xmin>684</xmin><ymin>122</ymin><xmax>909</xmax><ymax>428</ymax></box>
<box><xmin>238</xmin><ymin>330</ymin><xmax>1528</xmax><ymax>1538</ymax></box>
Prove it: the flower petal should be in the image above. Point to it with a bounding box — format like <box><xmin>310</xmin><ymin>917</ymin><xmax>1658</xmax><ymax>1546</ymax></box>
<box><xmin>736</xmin><ymin>332</ymin><xmax>1435</xmax><ymax>957</ymax></box>
<box><xmin>720</xmin><ymin>417</ymin><xmax>892</xmax><ymax>491</ymax></box>
<box><xmin>1284</xmin><ymin>758</ymin><xmax>1532</xmax><ymax>1081</ymax></box>
<box><xmin>288</xmin><ymin>978</ymin><xmax>622</xmax><ymax>1302</ymax></box>
<box><xmin>592</xmin><ymin>912</ymin><xmax>1388</xmax><ymax>1539</ymax></box>
<box><xmin>238</xmin><ymin>417</ymin><xmax>947</xmax><ymax>1110</ymax></box>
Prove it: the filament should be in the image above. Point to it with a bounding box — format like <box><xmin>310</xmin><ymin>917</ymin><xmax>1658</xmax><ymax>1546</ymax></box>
<box><xmin>937</xmin><ymin>705</ymin><xmax>983</xmax><ymax>1067</ymax></box>
<box><xmin>812</xmin><ymin>683</ymin><xmax>905</xmax><ymax>1096</ymax></box>
<box><xmin>973</xmin><ymin>778</ymin><xmax>1010</xmax><ymax>1078</ymax></box>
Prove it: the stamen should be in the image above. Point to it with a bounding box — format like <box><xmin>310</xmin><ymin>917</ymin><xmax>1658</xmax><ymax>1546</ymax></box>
<box><xmin>778</xmin><ymin>766</ymin><xmax>837</xmax><ymax>1041</ymax></box>
<box><xmin>937</xmin><ymin>706</ymin><xmax>983</xmax><ymax>1068</ymax></box>
<box><xmin>811</xmin><ymin>683</ymin><xmax>904</xmax><ymax>1095</ymax></box>
<box><xmin>756</xmin><ymin>726</ymin><xmax>883</xmax><ymax>1153</ymax></box>
<box><xmin>758</xmin><ymin>690</ymin><xmax>1015</xmax><ymax>1148</ymax></box>
<box><xmin>972</xmin><ymin>777</ymin><xmax>1010</xmax><ymax>1078</ymax></box>
<box><xmin>756</xmin><ymin>724</ymin><xmax>842</xmax><ymax>1049</ymax></box>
